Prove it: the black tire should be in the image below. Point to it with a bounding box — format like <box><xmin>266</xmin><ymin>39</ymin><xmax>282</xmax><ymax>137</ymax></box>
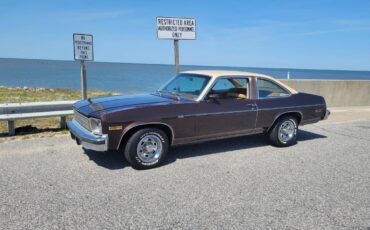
<box><xmin>269</xmin><ymin>116</ymin><xmax>298</xmax><ymax>147</ymax></box>
<box><xmin>124</xmin><ymin>128</ymin><xmax>169</xmax><ymax>170</ymax></box>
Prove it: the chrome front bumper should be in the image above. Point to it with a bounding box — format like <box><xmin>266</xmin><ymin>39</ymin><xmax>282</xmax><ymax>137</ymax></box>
<box><xmin>67</xmin><ymin>119</ymin><xmax>108</xmax><ymax>152</ymax></box>
<box><xmin>323</xmin><ymin>109</ymin><xmax>331</xmax><ymax>120</ymax></box>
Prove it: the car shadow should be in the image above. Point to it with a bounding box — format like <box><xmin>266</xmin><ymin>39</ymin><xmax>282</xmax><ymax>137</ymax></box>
<box><xmin>164</xmin><ymin>129</ymin><xmax>327</xmax><ymax>165</ymax></box>
<box><xmin>83</xmin><ymin>129</ymin><xmax>326</xmax><ymax>170</ymax></box>
<box><xmin>83</xmin><ymin>148</ymin><xmax>128</xmax><ymax>170</ymax></box>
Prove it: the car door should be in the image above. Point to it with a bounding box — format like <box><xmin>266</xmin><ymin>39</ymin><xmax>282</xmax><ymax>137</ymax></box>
<box><xmin>254</xmin><ymin>77</ymin><xmax>294</xmax><ymax>128</ymax></box>
<box><xmin>194</xmin><ymin>77</ymin><xmax>257</xmax><ymax>139</ymax></box>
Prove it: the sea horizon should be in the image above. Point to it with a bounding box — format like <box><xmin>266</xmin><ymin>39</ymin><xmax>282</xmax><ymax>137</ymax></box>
<box><xmin>1</xmin><ymin>57</ymin><xmax>370</xmax><ymax>93</ymax></box>
<box><xmin>2</xmin><ymin>57</ymin><xmax>370</xmax><ymax>73</ymax></box>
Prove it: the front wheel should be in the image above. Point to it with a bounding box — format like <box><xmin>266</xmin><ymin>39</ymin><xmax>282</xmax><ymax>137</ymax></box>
<box><xmin>269</xmin><ymin>116</ymin><xmax>298</xmax><ymax>147</ymax></box>
<box><xmin>124</xmin><ymin>128</ymin><xmax>169</xmax><ymax>170</ymax></box>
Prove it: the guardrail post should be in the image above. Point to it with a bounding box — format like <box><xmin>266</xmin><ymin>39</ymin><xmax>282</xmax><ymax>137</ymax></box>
<box><xmin>60</xmin><ymin>116</ymin><xmax>66</xmax><ymax>129</ymax></box>
<box><xmin>7</xmin><ymin>120</ymin><xmax>15</xmax><ymax>136</ymax></box>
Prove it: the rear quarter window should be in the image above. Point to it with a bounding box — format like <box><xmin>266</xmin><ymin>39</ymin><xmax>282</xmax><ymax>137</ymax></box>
<box><xmin>257</xmin><ymin>78</ymin><xmax>290</xmax><ymax>98</ymax></box>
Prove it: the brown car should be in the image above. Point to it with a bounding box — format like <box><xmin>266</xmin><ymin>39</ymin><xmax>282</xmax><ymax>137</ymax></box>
<box><xmin>67</xmin><ymin>70</ymin><xmax>330</xmax><ymax>169</ymax></box>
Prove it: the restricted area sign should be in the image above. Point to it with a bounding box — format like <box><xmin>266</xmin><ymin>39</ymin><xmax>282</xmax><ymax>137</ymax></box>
<box><xmin>73</xmin><ymin>33</ymin><xmax>94</xmax><ymax>61</ymax></box>
<box><xmin>156</xmin><ymin>17</ymin><xmax>196</xmax><ymax>40</ymax></box>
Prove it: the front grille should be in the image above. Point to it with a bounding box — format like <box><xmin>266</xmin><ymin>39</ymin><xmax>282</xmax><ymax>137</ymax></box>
<box><xmin>74</xmin><ymin>110</ymin><xmax>91</xmax><ymax>131</ymax></box>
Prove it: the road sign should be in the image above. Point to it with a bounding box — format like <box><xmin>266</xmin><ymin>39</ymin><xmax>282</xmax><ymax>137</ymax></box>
<box><xmin>73</xmin><ymin>33</ymin><xmax>94</xmax><ymax>61</ymax></box>
<box><xmin>156</xmin><ymin>16</ymin><xmax>196</xmax><ymax>74</ymax></box>
<box><xmin>73</xmin><ymin>33</ymin><xmax>93</xmax><ymax>99</ymax></box>
<box><xmin>156</xmin><ymin>17</ymin><xmax>196</xmax><ymax>40</ymax></box>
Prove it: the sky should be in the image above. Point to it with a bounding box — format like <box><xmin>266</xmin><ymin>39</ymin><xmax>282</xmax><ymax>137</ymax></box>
<box><xmin>0</xmin><ymin>0</ymin><xmax>370</xmax><ymax>70</ymax></box>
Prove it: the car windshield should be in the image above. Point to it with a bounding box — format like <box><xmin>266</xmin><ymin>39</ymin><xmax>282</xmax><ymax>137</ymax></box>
<box><xmin>160</xmin><ymin>74</ymin><xmax>211</xmax><ymax>99</ymax></box>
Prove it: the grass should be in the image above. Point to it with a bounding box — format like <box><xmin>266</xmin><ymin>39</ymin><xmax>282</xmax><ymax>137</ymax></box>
<box><xmin>0</xmin><ymin>87</ymin><xmax>115</xmax><ymax>138</ymax></box>
<box><xmin>0</xmin><ymin>87</ymin><xmax>113</xmax><ymax>103</ymax></box>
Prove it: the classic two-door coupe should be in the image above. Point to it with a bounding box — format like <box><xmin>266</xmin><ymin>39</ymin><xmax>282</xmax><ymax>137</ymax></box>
<box><xmin>67</xmin><ymin>70</ymin><xmax>330</xmax><ymax>169</ymax></box>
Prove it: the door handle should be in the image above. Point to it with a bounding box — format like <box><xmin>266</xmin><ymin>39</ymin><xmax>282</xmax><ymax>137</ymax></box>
<box><xmin>247</xmin><ymin>104</ymin><xmax>257</xmax><ymax>110</ymax></box>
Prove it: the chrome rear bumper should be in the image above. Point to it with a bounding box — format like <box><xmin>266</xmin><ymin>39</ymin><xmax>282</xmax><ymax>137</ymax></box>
<box><xmin>323</xmin><ymin>109</ymin><xmax>331</xmax><ymax>120</ymax></box>
<box><xmin>67</xmin><ymin>119</ymin><xmax>108</xmax><ymax>152</ymax></box>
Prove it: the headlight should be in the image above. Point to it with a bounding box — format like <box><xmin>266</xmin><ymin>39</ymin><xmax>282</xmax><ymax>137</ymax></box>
<box><xmin>89</xmin><ymin>118</ymin><xmax>102</xmax><ymax>135</ymax></box>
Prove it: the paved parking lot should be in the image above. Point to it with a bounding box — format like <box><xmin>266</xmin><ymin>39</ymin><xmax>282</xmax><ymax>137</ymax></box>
<box><xmin>0</xmin><ymin>119</ymin><xmax>369</xmax><ymax>229</ymax></box>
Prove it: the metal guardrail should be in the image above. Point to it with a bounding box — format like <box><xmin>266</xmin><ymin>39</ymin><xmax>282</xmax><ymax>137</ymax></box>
<box><xmin>0</xmin><ymin>101</ymin><xmax>76</xmax><ymax>135</ymax></box>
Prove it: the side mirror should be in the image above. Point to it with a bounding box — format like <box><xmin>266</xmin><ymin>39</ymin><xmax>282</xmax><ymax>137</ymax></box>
<box><xmin>207</xmin><ymin>93</ymin><xmax>220</xmax><ymax>102</ymax></box>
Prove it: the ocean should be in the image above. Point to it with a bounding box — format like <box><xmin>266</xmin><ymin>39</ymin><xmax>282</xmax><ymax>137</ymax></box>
<box><xmin>0</xmin><ymin>58</ymin><xmax>369</xmax><ymax>93</ymax></box>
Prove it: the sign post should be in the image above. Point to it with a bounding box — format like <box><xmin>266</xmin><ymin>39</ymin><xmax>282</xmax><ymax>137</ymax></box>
<box><xmin>174</xmin><ymin>40</ymin><xmax>180</xmax><ymax>74</ymax></box>
<box><xmin>80</xmin><ymin>61</ymin><xmax>87</xmax><ymax>99</ymax></box>
<box><xmin>156</xmin><ymin>17</ymin><xmax>196</xmax><ymax>74</ymax></box>
<box><xmin>73</xmin><ymin>33</ymin><xmax>94</xmax><ymax>99</ymax></box>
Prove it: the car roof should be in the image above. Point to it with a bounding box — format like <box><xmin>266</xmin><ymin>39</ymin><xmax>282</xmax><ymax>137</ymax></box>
<box><xmin>181</xmin><ymin>70</ymin><xmax>298</xmax><ymax>94</ymax></box>
<box><xmin>181</xmin><ymin>70</ymin><xmax>273</xmax><ymax>79</ymax></box>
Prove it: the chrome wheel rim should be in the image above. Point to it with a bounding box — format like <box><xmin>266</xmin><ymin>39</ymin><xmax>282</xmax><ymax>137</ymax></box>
<box><xmin>278</xmin><ymin>120</ymin><xmax>295</xmax><ymax>143</ymax></box>
<box><xmin>137</xmin><ymin>135</ymin><xmax>163</xmax><ymax>163</ymax></box>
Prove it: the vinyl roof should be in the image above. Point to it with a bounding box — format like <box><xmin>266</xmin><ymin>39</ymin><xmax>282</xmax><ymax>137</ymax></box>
<box><xmin>181</xmin><ymin>70</ymin><xmax>273</xmax><ymax>79</ymax></box>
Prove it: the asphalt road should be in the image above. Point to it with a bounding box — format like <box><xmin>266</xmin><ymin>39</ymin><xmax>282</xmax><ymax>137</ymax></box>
<box><xmin>0</xmin><ymin>120</ymin><xmax>369</xmax><ymax>229</ymax></box>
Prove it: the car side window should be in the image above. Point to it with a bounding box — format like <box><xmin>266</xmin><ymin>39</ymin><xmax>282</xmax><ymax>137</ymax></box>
<box><xmin>257</xmin><ymin>78</ymin><xmax>290</xmax><ymax>98</ymax></box>
<box><xmin>212</xmin><ymin>79</ymin><xmax>235</xmax><ymax>91</ymax></box>
<box><xmin>209</xmin><ymin>78</ymin><xmax>248</xmax><ymax>100</ymax></box>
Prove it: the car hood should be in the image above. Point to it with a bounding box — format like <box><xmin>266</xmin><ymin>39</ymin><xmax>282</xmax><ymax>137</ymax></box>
<box><xmin>74</xmin><ymin>93</ymin><xmax>175</xmax><ymax>117</ymax></box>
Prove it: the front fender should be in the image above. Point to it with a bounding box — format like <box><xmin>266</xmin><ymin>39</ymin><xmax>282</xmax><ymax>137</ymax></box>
<box><xmin>110</xmin><ymin>121</ymin><xmax>175</xmax><ymax>150</ymax></box>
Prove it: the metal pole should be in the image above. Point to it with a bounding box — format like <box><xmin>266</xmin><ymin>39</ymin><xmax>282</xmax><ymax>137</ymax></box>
<box><xmin>174</xmin><ymin>39</ymin><xmax>180</xmax><ymax>74</ymax></box>
<box><xmin>81</xmin><ymin>60</ymin><xmax>87</xmax><ymax>99</ymax></box>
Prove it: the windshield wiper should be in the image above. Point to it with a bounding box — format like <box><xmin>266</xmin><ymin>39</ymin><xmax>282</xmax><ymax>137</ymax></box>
<box><xmin>156</xmin><ymin>90</ymin><xmax>163</xmax><ymax>97</ymax></box>
<box><xmin>168</xmin><ymin>91</ymin><xmax>181</xmax><ymax>101</ymax></box>
<box><xmin>157</xmin><ymin>90</ymin><xmax>180</xmax><ymax>101</ymax></box>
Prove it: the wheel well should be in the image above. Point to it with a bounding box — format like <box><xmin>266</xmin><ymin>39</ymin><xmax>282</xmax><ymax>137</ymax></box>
<box><xmin>118</xmin><ymin>124</ymin><xmax>173</xmax><ymax>150</ymax></box>
<box><xmin>268</xmin><ymin>112</ymin><xmax>302</xmax><ymax>132</ymax></box>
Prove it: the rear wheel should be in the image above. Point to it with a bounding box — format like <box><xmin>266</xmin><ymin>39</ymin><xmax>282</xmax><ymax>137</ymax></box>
<box><xmin>124</xmin><ymin>128</ymin><xmax>169</xmax><ymax>169</ymax></box>
<box><xmin>269</xmin><ymin>116</ymin><xmax>298</xmax><ymax>147</ymax></box>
